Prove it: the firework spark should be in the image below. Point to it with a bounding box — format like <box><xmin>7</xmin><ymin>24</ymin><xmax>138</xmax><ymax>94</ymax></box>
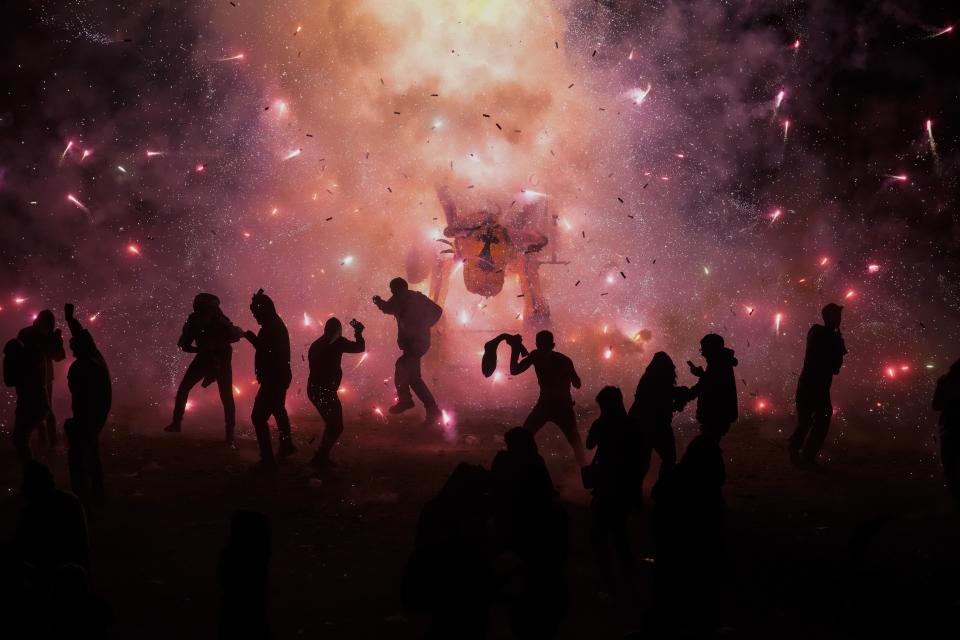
<box><xmin>67</xmin><ymin>194</ymin><xmax>90</xmax><ymax>213</ymax></box>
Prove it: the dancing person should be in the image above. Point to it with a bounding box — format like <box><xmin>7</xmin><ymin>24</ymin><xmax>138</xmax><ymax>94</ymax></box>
<box><xmin>687</xmin><ymin>334</ymin><xmax>738</xmax><ymax>441</ymax></box>
<box><xmin>63</xmin><ymin>304</ymin><xmax>111</xmax><ymax>505</ymax></box>
<box><xmin>244</xmin><ymin>289</ymin><xmax>295</xmax><ymax>468</ymax></box>
<box><xmin>307</xmin><ymin>317</ymin><xmax>365</xmax><ymax>470</ymax></box>
<box><xmin>789</xmin><ymin>303</ymin><xmax>848</xmax><ymax>466</ymax></box>
<box><xmin>372</xmin><ymin>277</ymin><xmax>443</xmax><ymax>426</ymax></box>
<box><xmin>165</xmin><ymin>293</ymin><xmax>243</xmax><ymax>445</ymax></box>
<box><xmin>585</xmin><ymin>386</ymin><xmax>637</xmax><ymax>592</ymax></box>
<box><xmin>629</xmin><ymin>351</ymin><xmax>691</xmax><ymax>494</ymax></box>
<box><xmin>508</xmin><ymin>330</ymin><xmax>586</xmax><ymax>467</ymax></box>
<box><xmin>933</xmin><ymin>358</ymin><xmax>960</xmax><ymax>507</ymax></box>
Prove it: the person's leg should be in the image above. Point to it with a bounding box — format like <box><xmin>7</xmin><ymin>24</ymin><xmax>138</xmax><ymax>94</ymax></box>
<box><xmin>942</xmin><ymin>432</ymin><xmax>960</xmax><ymax>507</ymax></box>
<box><xmin>250</xmin><ymin>386</ymin><xmax>275</xmax><ymax>464</ymax></box>
<box><xmin>273</xmin><ymin>385</ymin><xmax>296</xmax><ymax>456</ymax></box>
<box><xmin>801</xmin><ymin>391</ymin><xmax>832</xmax><ymax>463</ymax></box>
<box><xmin>611</xmin><ymin>500</ymin><xmax>636</xmax><ymax>580</ymax></box>
<box><xmin>68</xmin><ymin>426</ymin><xmax>94</xmax><ymax>501</ymax></box>
<box><xmin>555</xmin><ymin>405</ymin><xmax>586</xmax><ymax>467</ymax></box>
<box><xmin>13</xmin><ymin>402</ymin><xmax>41</xmax><ymax>463</ymax></box>
<box><xmin>522</xmin><ymin>403</ymin><xmax>549</xmax><ymax>435</ymax></box>
<box><xmin>654</xmin><ymin>422</ymin><xmax>678</xmax><ymax>478</ymax></box>
<box><xmin>315</xmin><ymin>390</ymin><xmax>344</xmax><ymax>464</ymax></box>
<box><xmin>392</xmin><ymin>354</ymin><xmax>415</xmax><ymax>410</ymax></box>
<box><xmin>590</xmin><ymin>496</ymin><xmax>613</xmax><ymax>589</ymax></box>
<box><xmin>44</xmin><ymin>384</ymin><xmax>57</xmax><ymax>447</ymax></box>
<box><xmin>89</xmin><ymin>430</ymin><xmax>105</xmax><ymax>500</ymax></box>
<box><xmin>405</xmin><ymin>350</ymin><xmax>438</xmax><ymax>411</ymax></box>
<box><xmin>169</xmin><ymin>358</ymin><xmax>205</xmax><ymax>430</ymax></box>
<box><xmin>789</xmin><ymin>386</ymin><xmax>814</xmax><ymax>457</ymax></box>
<box><xmin>216</xmin><ymin>360</ymin><xmax>236</xmax><ymax>443</ymax></box>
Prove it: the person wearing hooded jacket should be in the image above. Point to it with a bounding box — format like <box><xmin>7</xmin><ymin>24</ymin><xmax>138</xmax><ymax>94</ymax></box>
<box><xmin>165</xmin><ymin>293</ymin><xmax>243</xmax><ymax>444</ymax></box>
<box><xmin>244</xmin><ymin>289</ymin><xmax>295</xmax><ymax>468</ymax></box>
<box><xmin>63</xmin><ymin>303</ymin><xmax>111</xmax><ymax>504</ymax></box>
<box><xmin>687</xmin><ymin>333</ymin><xmax>739</xmax><ymax>441</ymax></box>
<box><xmin>307</xmin><ymin>317</ymin><xmax>365</xmax><ymax>470</ymax></box>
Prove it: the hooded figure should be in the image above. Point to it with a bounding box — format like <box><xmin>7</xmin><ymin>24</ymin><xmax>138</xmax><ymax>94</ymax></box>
<box><xmin>9</xmin><ymin>310</ymin><xmax>65</xmax><ymax>461</ymax></box>
<box><xmin>688</xmin><ymin>334</ymin><xmax>738</xmax><ymax>441</ymax></box>
<box><xmin>165</xmin><ymin>293</ymin><xmax>243</xmax><ymax>443</ymax></box>
<box><xmin>307</xmin><ymin>317</ymin><xmax>365</xmax><ymax>470</ymax></box>
<box><xmin>63</xmin><ymin>303</ymin><xmax>111</xmax><ymax>503</ymax></box>
<box><xmin>244</xmin><ymin>289</ymin><xmax>295</xmax><ymax>467</ymax></box>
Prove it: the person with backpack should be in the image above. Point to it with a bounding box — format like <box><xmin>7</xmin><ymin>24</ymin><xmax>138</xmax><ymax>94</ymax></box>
<box><xmin>373</xmin><ymin>277</ymin><xmax>443</xmax><ymax>426</ymax></box>
<box><xmin>5</xmin><ymin>310</ymin><xmax>64</xmax><ymax>462</ymax></box>
<box><xmin>164</xmin><ymin>293</ymin><xmax>243</xmax><ymax>445</ymax></box>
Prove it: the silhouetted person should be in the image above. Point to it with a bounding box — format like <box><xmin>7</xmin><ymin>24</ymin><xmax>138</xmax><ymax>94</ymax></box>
<box><xmin>402</xmin><ymin>463</ymin><xmax>493</xmax><ymax>640</ymax></box>
<box><xmin>489</xmin><ymin>428</ymin><xmax>568</xmax><ymax>638</ymax></box>
<box><xmin>307</xmin><ymin>317</ymin><xmax>365</xmax><ymax>470</ymax></box>
<box><xmin>934</xmin><ymin>359</ymin><xmax>960</xmax><ymax>507</ymax></box>
<box><xmin>245</xmin><ymin>289</ymin><xmax>295</xmax><ymax>468</ymax></box>
<box><xmin>586</xmin><ymin>386</ymin><xmax>637</xmax><ymax>592</ymax></box>
<box><xmin>373</xmin><ymin>277</ymin><xmax>443</xmax><ymax>426</ymax></box>
<box><xmin>16</xmin><ymin>461</ymin><xmax>89</xmax><ymax>578</ymax></box>
<box><xmin>62</xmin><ymin>304</ymin><xmax>111</xmax><ymax>505</ymax></box>
<box><xmin>650</xmin><ymin>434</ymin><xmax>725</xmax><ymax>635</ymax></box>
<box><xmin>6</xmin><ymin>310</ymin><xmax>64</xmax><ymax>461</ymax></box>
<box><xmin>219</xmin><ymin>509</ymin><xmax>271</xmax><ymax>640</ymax></box>
<box><xmin>48</xmin><ymin>563</ymin><xmax>113</xmax><ymax>639</ymax></box>
<box><xmin>0</xmin><ymin>544</ymin><xmax>27</xmax><ymax>640</ymax></box>
<box><xmin>630</xmin><ymin>352</ymin><xmax>691</xmax><ymax>493</ymax></box>
<box><xmin>509</xmin><ymin>330</ymin><xmax>586</xmax><ymax>466</ymax></box>
<box><xmin>789</xmin><ymin>303</ymin><xmax>847</xmax><ymax>466</ymax></box>
<box><xmin>165</xmin><ymin>293</ymin><xmax>243</xmax><ymax>444</ymax></box>
<box><xmin>687</xmin><ymin>334</ymin><xmax>738</xmax><ymax>441</ymax></box>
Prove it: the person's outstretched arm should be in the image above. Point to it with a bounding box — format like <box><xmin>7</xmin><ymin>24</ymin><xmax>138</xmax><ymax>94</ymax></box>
<box><xmin>64</xmin><ymin>303</ymin><xmax>83</xmax><ymax>336</ymax></box>
<box><xmin>243</xmin><ymin>330</ymin><xmax>259</xmax><ymax>348</ymax></box>
<box><xmin>372</xmin><ymin>295</ymin><xmax>399</xmax><ymax>315</ymax></box>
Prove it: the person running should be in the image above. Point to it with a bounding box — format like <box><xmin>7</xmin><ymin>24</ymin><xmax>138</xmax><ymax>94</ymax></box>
<box><xmin>307</xmin><ymin>317</ymin><xmax>365</xmax><ymax>470</ymax></box>
<box><xmin>508</xmin><ymin>330</ymin><xmax>586</xmax><ymax>467</ymax></box>
<box><xmin>372</xmin><ymin>277</ymin><xmax>443</xmax><ymax>426</ymax></box>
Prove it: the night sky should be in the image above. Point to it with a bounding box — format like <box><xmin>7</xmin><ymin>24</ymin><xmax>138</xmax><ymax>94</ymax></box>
<box><xmin>1</xmin><ymin>1</ymin><xmax>957</xmax><ymax>440</ymax></box>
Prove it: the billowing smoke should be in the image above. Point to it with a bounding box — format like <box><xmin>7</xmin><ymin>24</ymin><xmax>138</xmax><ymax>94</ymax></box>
<box><xmin>1</xmin><ymin>1</ymin><xmax>957</xmax><ymax>436</ymax></box>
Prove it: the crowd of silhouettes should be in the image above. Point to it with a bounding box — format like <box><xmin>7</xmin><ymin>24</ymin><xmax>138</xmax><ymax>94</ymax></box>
<box><xmin>11</xmin><ymin>288</ymin><xmax>960</xmax><ymax>639</ymax></box>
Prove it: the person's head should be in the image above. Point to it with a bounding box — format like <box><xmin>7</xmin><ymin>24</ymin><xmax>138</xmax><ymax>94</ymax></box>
<box><xmin>504</xmin><ymin>427</ymin><xmax>538</xmax><ymax>458</ymax></box>
<box><xmin>535</xmin><ymin>330</ymin><xmax>554</xmax><ymax>351</ymax></box>
<box><xmin>322</xmin><ymin>317</ymin><xmax>342</xmax><ymax>342</ymax></box>
<box><xmin>249</xmin><ymin>289</ymin><xmax>277</xmax><ymax>325</ymax></box>
<box><xmin>440</xmin><ymin>462</ymin><xmax>490</xmax><ymax>503</ymax></box>
<box><xmin>69</xmin><ymin>332</ymin><xmax>97</xmax><ymax>359</ymax></box>
<box><xmin>389</xmin><ymin>277</ymin><xmax>409</xmax><ymax>296</ymax></box>
<box><xmin>700</xmin><ymin>333</ymin><xmax>725</xmax><ymax>359</ymax></box>
<box><xmin>21</xmin><ymin>461</ymin><xmax>55</xmax><ymax>501</ymax></box>
<box><xmin>228</xmin><ymin>509</ymin><xmax>271</xmax><ymax>560</ymax></box>
<box><xmin>596</xmin><ymin>385</ymin><xmax>626</xmax><ymax>416</ymax></box>
<box><xmin>642</xmin><ymin>351</ymin><xmax>677</xmax><ymax>387</ymax></box>
<box><xmin>822</xmin><ymin>303</ymin><xmax>843</xmax><ymax>330</ymax></box>
<box><xmin>192</xmin><ymin>293</ymin><xmax>220</xmax><ymax>316</ymax></box>
<box><xmin>33</xmin><ymin>310</ymin><xmax>55</xmax><ymax>335</ymax></box>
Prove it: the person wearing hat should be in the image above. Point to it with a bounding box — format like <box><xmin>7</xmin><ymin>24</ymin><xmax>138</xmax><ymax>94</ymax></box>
<box><xmin>789</xmin><ymin>303</ymin><xmax>847</xmax><ymax>466</ymax></box>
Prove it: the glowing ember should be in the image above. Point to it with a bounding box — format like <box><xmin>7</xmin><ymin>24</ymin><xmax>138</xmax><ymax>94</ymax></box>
<box><xmin>127</xmin><ymin>244</ymin><xmax>141</xmax><ymax>255</ymax></box>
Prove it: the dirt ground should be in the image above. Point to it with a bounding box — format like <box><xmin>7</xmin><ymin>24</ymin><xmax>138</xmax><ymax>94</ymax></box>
<box><xmin>1</xmin><ymin>408</ymin><xmax>958</xmax><ymax>639</ymax></box>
